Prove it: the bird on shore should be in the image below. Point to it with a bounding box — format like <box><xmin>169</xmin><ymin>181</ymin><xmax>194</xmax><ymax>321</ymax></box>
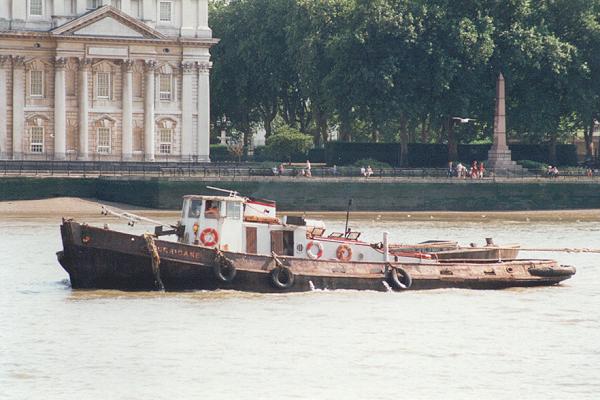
<box><xmin>452</xmin><ymin>117</ymin><xmax>476</xmax><ymax>123</ymax></box>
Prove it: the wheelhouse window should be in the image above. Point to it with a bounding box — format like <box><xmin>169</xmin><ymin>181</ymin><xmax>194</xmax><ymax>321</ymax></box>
<box><xmin>204</xmin><ymin>200</ymin><xmax>220</xmax><ymax>219</ymax></box>
<box><xmin>30</xmin><ymin>127</ymin><xmax>44</xmax><ymax>153</ymax></box>
<box><xmin>226</xmin><ymin>202</ymin><xmax>241</xmax><ymax>220</ymax></box>
<box><xmin>97</xmin><ymin>127</ymin><xmax>111</xmax><ymax>154</ymax></box>
<box><xmin>159</xmin><ymin>74</ymin><xmax>172</xmax><ymax>101</ymax></box>
<box><xmin>188</xmin><ymin>199</ymin><xmax>202</xmax><ymax>218</ymax></box>
<box><xmin>96</xmin><ymin>72</ymin><xmax>111</xmax><ymax>99</ymax></box>
<box><xmin>159</xmin><ymin>1</ymin><xmax>172</xmax><ymax>22</ymax></box>
<box><xmin>159</xmin><ymin>128</ymin><xmax>172</xmax><ymax>154</ymax></box>
<box><xmin>30</xmin><ymin>70</ymin><xmax>44</xmax><ymax>97</ymax></box>
<box><xmin>29</xmin><ymin>0</ymin><xmax>43</xmax><ymax>16</ymax></box>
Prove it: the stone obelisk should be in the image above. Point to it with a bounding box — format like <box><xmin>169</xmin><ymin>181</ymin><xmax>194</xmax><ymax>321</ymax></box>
<box><xmin>487</xmin><ymin>73</ymin><xmax>521</xmax><ymax>171</ymax></box>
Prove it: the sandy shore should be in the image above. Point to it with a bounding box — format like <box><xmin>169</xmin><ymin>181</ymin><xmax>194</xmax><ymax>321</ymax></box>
<box><xmin>1</xmin><ymin>197</ymin><xmax>599</xmax><ymax>221</ymax></box>
<box><xmin>0</xmin><ymin>197</ymin><xmax>177</xmax><ymax>218</ymax></box>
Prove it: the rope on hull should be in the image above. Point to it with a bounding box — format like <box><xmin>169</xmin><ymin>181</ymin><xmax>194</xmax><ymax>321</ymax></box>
<box><xmin>143</xmin><ymin>233</ymin><xmax>165</xmax><ymax>291</ymax></box>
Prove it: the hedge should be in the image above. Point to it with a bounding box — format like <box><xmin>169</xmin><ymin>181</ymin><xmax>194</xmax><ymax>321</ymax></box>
<box><xmin>323</xmin><ymin>142</ymin><xmax>577</xmax><ymax>167</ymax></box>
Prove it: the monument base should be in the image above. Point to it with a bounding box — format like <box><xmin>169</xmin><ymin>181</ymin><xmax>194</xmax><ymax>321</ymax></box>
<box><xmin>487</xmin><ymin>148</ymin><xmax>527</xmax><ymax>174</ymax></box>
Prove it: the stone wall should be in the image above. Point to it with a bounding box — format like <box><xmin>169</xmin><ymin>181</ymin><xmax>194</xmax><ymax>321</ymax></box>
<box><xmin>2</xmin><ymin>177</ymin><xmax>599</xmax><ymax>211</ymax></box>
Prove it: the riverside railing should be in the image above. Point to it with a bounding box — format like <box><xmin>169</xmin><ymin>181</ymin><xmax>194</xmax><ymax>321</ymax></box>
<box><xmin>1</xmin><ymin>161</ymin><xmax>599</xmax><ymax>180</ymax></box>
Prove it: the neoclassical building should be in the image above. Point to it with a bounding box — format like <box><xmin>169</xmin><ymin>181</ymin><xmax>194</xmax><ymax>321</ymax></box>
<box><xmin>0</xmin><ymin>0</ymin><xmax>215</xmax><ymax>161</ymax></box>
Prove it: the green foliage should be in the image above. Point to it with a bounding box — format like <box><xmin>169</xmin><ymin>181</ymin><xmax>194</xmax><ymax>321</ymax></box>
<box><xmin>263</xmin><ymin>126</ymin><xmax>314</xmax><ymax>161</ymax></box>
<box><xmin>210</xmin><ymin>0</ymin><xmax>600</xmax><ymax>162</ymax></box>
<box><xmin>353</xmin><ymin>159</ymin><xmax>392</xmax><ymax>169</ymax></box>
<box><xmin>517</xmin><ymin>160</ymin><xmax>548</xmax><ymax>170</ymax></box>
<box><xmin>209</xmin><ymin>145</ymin><xmax>231</xmax><ymax>162</ymax></box>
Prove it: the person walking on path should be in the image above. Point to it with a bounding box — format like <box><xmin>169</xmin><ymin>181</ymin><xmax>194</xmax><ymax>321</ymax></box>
<box><xmin>305</xmin><ymin>160</ymin><xmax>312</xmax><ymax>177</ymax></box>
<box><xmin>478</xmin><ymin>162</ymin><xmax>485</xmax><ymax>178</ymax></box>
<box><xmin>366</xmin><ymin>165</ymin><xmax>373</xmax><ymax>178</ymax></box>
<box><xmin>360</xmin><ymin>166</ymin><xmax>366</xmax><ymax>177</ymax></box>
<box><xmin>447</xmin><ymin>161</ymin><xmax>454</xmax><ymax>178</ymax></box>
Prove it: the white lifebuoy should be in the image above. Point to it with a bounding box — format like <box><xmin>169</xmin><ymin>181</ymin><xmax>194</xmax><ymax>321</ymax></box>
<box><xmin>306</xmin><ymin>241</ymin><xmax>324</xmax><ymax>259</ymax></box>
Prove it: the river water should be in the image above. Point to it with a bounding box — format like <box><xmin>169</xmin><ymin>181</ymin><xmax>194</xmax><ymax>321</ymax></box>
<box><xmin>1</xmin><ymin>213</ymin><xmax>599</xmax><ymax>399</ymax></box>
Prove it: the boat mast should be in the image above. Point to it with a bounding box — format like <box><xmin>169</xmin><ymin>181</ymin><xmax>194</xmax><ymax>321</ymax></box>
<box><xmin>206</xmin><ymin>186</ymin><xmax>240</xmax><ymax>197</ymax></box>
<box><xmin>344</xmin><ymin>199</ymin><xmax>352</xmax><ymax>237</ymax></box>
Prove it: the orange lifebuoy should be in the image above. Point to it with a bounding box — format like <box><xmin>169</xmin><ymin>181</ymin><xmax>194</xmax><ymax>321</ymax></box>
<box><xmin>306</xmin><ymin>241</ymin><xmax>324</xmax><ymax>259</ymax></box>
<box><xmin>336</xmin><ymin>244</ymin><xmax>353</xmax><ymax>262</ymax></box>
<box><xmin>200</xmin><ymin>228</ymin><xmax>219</xmax><ymax>247</ymax></box>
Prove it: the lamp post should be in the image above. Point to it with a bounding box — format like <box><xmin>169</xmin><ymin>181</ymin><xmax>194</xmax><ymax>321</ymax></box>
<box><xmin>593</xmin><ymin>119</ymin><xmax>600</xmax><ymax>163</ymax></box>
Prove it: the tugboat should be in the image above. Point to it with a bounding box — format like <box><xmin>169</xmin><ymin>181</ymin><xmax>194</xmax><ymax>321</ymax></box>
<box><xmin>57</xmin><ymin>188</ymin><xmax>575</xmax><ymax>292</ymax></box>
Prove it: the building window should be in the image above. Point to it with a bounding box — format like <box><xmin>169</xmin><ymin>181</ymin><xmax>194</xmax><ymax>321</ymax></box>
<box><xmin>159</xmin><ymin>128</ymin><xmax>173</xmax><ymax>154</ymax></box>
<box><xmin>111</xmin><ymin>0</ymin><xmax>121</xmax><ymax>9</ymax></box>
<box><xmin>29</xmin><ymin>0</ymin><xmax>43</xmax><ymax>16</ymax></box>
<box><xmin>96</xmin><ymin>72</ymin><xmax>111</xmax><ymax>99</ymax></box>
<box><xmin>30</xmin><ymin>70</ymin><xmax>44</xmax><ymax>97</ymax></box>
<box><xmin>159</xmin><ymin>74</ymin><xmax>172</xmax><ymax>101</ymax></box>
<box><xmin>87</xmin><ymin>0</ymin><xmax>101</xmax><ymax>10</ymax></box>
<box><xmin>97</xmin><ymin>127</ymin><xmax>111</xmax><ymax>154</ymax></box>
<box><xmin>30</xmin><ymin>127</ymin><xmax>44</xmax><ymax>153</ymax></box>
<box><xmin>159</xmin><ymin>1</ymin><xmax>172</xmax><ymax>22</ymax></box>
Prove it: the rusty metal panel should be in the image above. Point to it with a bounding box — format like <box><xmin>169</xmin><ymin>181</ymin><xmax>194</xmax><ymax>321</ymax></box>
<box><xmin>270</xmin><ymin>230</ymin><xmax>283</xmax><ymax>255</ymax></box>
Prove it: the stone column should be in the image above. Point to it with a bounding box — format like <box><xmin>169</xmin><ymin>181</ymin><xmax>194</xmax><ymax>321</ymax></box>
<box><xmin>121</xmin><ymin>0</ymin><xmax>131</xmax><ymax>14</ymax></box>
<box><xmin>144</xmin><ymin>60</ymin><xmax>156</xmax><ymax>161</ymax></box>
<box><xmin>492</xmin><ymin>72</ymin><xmax>507</xmax><ymax>150</ymax></box>
<box><xmin>181</xmin><ymin>62</ymin><xmax>195</xmax><ymax>161</ymax></box>
<box><xmin>197</xmin><ymin>0</ymin><xmax>212</xmax><ymax>37</ymax></box>
<box><xmin>12</xmin><ymin>0</ymin><xmax>28</xmax><ymax>20</ymax></box>
<box><xmin>76</xmin><ymin>0</ymin><xmax>87</xmax><ymax>14</ymax></box>
<box><xmin>0</xmin><ymin>56</ymin><xmax>9</xmax><ymax>159</ymax></box>
<box><xmin>181</xmin><ymin>0</ymin><xmax>195</xmax><ymax>36</ymax></box>
<box><xmin>487</xmin><ymin>73</ymin><xmax>520</xmax><ymax>171</ymax></box>
<box><xmin>196</xmin><ymin>61</ymin><xmax>211</xmax><ymax>162</ymax></box>
<box><xmin>122</xmin><ymin>60</ymin><xmax>134</xmax><ymax>161</ymax></box>
<box><xmin>12</xmin><ymin>56</ymin><xmax>25</xmax><ymax>160</ymax></box>
<box><xmin>78</xmin><ymin>58</ymin><xmax>90</xmax><ymax>160</ymax></box>
<box><xmin>54</xmin><ymin>57</ymin><xmax>67</xmax><ymax>160</ymax></box>
<box><xmin>53</xmin><ymin>0</ymin><xmax>65</xmax><ymax>15</ymax></box>
<box><xmin>142</xmin><ymin>0</ymin><xmax>155</xmax><ymax>25</ymax></box>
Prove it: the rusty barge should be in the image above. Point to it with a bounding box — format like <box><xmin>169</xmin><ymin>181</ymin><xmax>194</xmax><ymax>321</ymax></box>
<box><xmin>57</xmin><ymin>190</ymin><xmax>575</xmax><ymax>292</ymax></box>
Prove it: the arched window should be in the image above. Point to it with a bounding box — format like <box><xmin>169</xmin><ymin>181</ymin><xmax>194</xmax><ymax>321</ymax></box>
<box><xmin>26</xmin><ymin>60</ymin><xmax>48</xmax><ymax>99</ymax></box>
<box><xmin>157</xmin><ymin>64</ymin><xmax>175</xmax><ymax>102</ymax></box>
<box><xmin>26</xmin><ymin>114</ymin><xmax>50</xmax><ymax>154</ymax></box>
<box><xmin>92</xmin><ymin>61</ymin><xmax>117</xmax><ymax>101</ymax></box>
<box><xmin>156</xmin><ymin>118</ymin><xmax>177</xmax><ymax>155</ymax></box>
<box><xmin>94</xmin><ymin>116</ymin><xmax>117</xmax><ymax>154</ymax></box>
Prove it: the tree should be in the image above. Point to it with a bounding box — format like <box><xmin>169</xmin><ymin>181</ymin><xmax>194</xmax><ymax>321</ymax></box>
<box><xmin>263</xmin><ymin>126</ymin><xmax>314</xmax><ymax>162</ymax></box>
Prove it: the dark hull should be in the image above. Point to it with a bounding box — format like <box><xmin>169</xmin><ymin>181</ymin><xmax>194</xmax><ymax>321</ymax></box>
<box><xmin>58</xmin><ymin>221</ymin><xmax>575</xmax><ymax>292</ymax></box>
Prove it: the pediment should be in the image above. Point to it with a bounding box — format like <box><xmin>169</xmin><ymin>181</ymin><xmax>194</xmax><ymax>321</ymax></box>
<box><xmin>51</xmin><ymin>5</ymin><xmax>166</xmax><ymax>40</ymax></box>
<box><xmin>73</xmin><ymin>17</ymin><xmax>145</xmax><ymax>38</ymax></box>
